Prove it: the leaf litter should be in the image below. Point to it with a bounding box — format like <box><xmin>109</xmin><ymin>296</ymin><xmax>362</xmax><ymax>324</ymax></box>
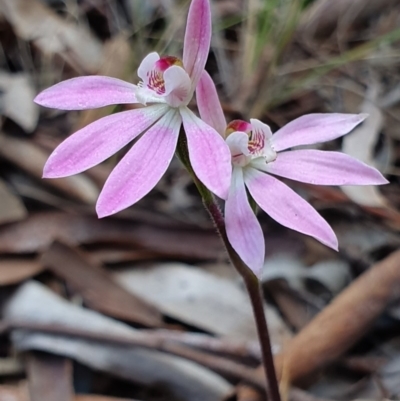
<box><xmin>1</xmin><ymin>0</ymin><xmax>400</xmax><ymax>400</ymax></box>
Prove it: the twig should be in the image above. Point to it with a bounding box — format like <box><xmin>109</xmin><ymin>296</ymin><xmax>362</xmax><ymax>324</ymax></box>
<box><xmin>0</xmin><ymin>320</ymin><xmax>264</xmax><ymax>389</ymax></box>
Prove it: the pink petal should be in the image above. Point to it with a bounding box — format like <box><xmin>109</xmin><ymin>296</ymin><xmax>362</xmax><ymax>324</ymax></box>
<box><xmin>196</xmin><ymin>71</ymin><xmax>226</xmax><ymax>136</ymax></box>
<box><xmin>271</xmin><ymin>113</ymin><xmax>367</xmax><ymax>152</ymax></box>
<box><xmin>183</xmin><ymin>0</ymin><xmax>211</xmax><ymax>88</ymax></box>
<box><xmin>96</xmin><ymin>109</ymin><xmax>181</xmax><ymax>217</ymax></box>
<box><xmin>260</xmin><ymin>149</ymin><xmax>388</xmax><ymax>186</ymax></box>
<box><xmin>180</xmin><ymin>107</ymin><xmax>231</xmax><ymax>200</ymax></box>
<box><xmin>34</xmin><ymin>76</ymin><xmax>138</xmax><ymax>110</ymax></box>
<box><xmin>43</xmin><ymin>104</ymin><xmax>168</xmax><ymax>178</ymax></box>
<box><xmin>225</xmin><ymin>167</ymin><xmax>265</xmax><ymax>276</ymax></box>
<box><xmin>164</xmin><ymin>66</ymin><xmax>192</xmax><ymax>107</ymax></box>
<box><xmin>244</xmin><ymin>168</ymin><xmax>338</xmax><ymax>250</ymax></box>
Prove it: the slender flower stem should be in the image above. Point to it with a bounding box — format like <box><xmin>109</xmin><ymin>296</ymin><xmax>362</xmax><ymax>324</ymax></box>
<box><xmin>243</xmin><ymin>274</ymin><xmax>282</xmax><ymax>401</ymax></box>
<box><xmin>176</xmin><ymin>135</ymin><xmax>281</xmax><ymax>401</ymax></box>
<box><xmin>205</xmin><ymin>197</ymin><xmax>281</xmax><ymax>401</ymax></box>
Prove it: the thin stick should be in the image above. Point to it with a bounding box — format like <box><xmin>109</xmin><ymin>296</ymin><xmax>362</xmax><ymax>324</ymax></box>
<box><xmin>0</xmin><ymin>320</ymin><xmax>264</xmax><ymax>389</ymax></box>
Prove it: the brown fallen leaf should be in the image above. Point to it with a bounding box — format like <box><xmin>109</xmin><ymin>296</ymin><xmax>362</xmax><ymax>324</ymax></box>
<box><xmin>41</xmin><ymin>242</ymin><xmax>162</xmax><ymax>327</ymax></box>
<box><xmin>0</xmin><ymin>134</ymin><xmax>99</xmax><ymax>204</ymax></box>
<box><xmin>237</xmin><ymin>384</ymin><xmax>264</xmax><ymax>401</ymax></box>
<box><xmin>0</xmin><ymin>385</ymin><xmax>141</xmax><ymax>401</ymax></box>
<box><xmin>0</xmin><ymin>212</ymin><xmax>223</xmax><ymax>260</ymax></box>
<box><xmin>27</xmin><ymin>354</ymin><xmax>73</xmax><ymax>401</ymax></box>
<box><xmin>0</xmin><ymin>178</ymin><xmax>27</xmax><ymax>225</ymax></box>
<box><xmin>0</xmin><ymin>72</ymin><xmax>39</xmax><ymax>132</ymax></box>
<box><xmin>5</xmin><ymin>281</ymin><xmax>233</xmax><ymax>401</ymax></box>
<box><xmin>114</xmin><ymin>263</ymin><xmax>291</xmax><ymax>344</ymax></box>
<box><xmin>0</xmin><ymin>0</ymin><xmax>103</xmax><ymax>73</ymax></box>
<box><xmin>299</xmin><ymin>184</ymin><xmax>400</xmax><ymax>228</ymax></box>
<box><xmin>0</xmin><ymin>357</ymin><xmax>24</xmax><ymax>376</ymax></box>
<box><xmin>267</xmin><ymin>281</ymin><xmax>314</xmax><ymax>331</ymax></box>
<box><xmin>76</xmin><ymin>397</ymin><xmax>140</xmax><ymax>401</ymax></box>
<box><xmin>341</xmin><ymin>82</ymin><xmax>388</xmax><ymax>208</ymax></box>
<box><xmin>238</xmin><ymin>251</ymin><xmax>400</xmax><ymax>397</ymax></box>
<box><xmin>0</xmin><ymin>259</ymin><xmax>43</xmax><ymax>286</ymax></box>
<box><xmin>86</xmin><ymin>248</ymin><xmax>159</xmax><ymax>265</ymax></box>
<box><xmin>0</xmin><ymin>385</ymin><xmax>28</xmax><ymax>401</ymax></box>
<box><xmin>271</xmin><ymin>250</ymin><xmax>400</xmax><ymax>384</ymax></box>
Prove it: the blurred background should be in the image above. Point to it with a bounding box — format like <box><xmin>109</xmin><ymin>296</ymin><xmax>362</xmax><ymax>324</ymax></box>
<box><xmin>0</xmin><ymin>0</ymin><xmax>400</xmax><ymax>400</ymax></box>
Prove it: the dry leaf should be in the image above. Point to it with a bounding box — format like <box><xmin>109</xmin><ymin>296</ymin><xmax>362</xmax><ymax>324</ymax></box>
<box><xmin>0</xmin><ymin>0</ymin><xmax>103</xmax><ymax>73</ymax></box>
<box><xmin>0</xmin><ymin>385</ymin><xmax>28</xmax><ymax>401</ymax></box>
<box><xmin>0</xmin><ymin>72</ymin><xmax>39</xmax><ymax>132</ymax></box>
<box><xmin>0</xmin><ymin>357</ymin><xmax>24</xmax><ymax>376</ymax></box>
<box><xmin>114</xmin><ymin>263</ymin><xmax>291</xmax><ymax>348</ymax></box>
<box><xmin>0</xmin><ymin>178</ymin><xmax>27</xmax><ymax>225</ymax></box>
<box><xmin>341</xmin><ymin>83</ymin><xmax>388</xmax><ymax>207</ymax></box>
<box><xmin>0</xmin><ymin>135</ymin><xmax>99</xmax><ymax>204</ymax></box>
<box><xmin>4</xmin><ymin>281</ymin><xmax>233</xmax><ymax>401</ymax></box>
<box><xmin>0</xmin><ymin>385</ymin><xmax>140</xmax><ymax>401</ymax></box>
<box><xmin>272</xmin><ymin>250</ymin><xmax>400</xmax><ymax>384</ymax></box>
<box><xmin>42</xmin><ymin>242</ymin><xmax>163</xmax><ymax>327</ymax></box>
<box><xmin>262</xmin><ymin>255</ymin><xmax>351</xmax><ymax>296</ymax></box>
<box><xmin>0</xmin><ymin>259</ymin><xmax>43</xmax><ymax>286</ymax></box>
<box><xmin>0</xmin><ymin>212</ymin><xmax>222</xmax><ymax>260</ymax></box>
<box><xmin>76</xmin><ymin>397</ymin><xmax>140</xmax><ymax>401</ymax></box>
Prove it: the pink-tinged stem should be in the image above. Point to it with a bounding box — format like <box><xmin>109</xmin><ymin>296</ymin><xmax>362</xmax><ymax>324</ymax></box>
<box><xmin>176</xmin><ymin>135</ymin><xmax>281</xmax><ymax>401</ymax></box>
<box><xmin>206</xmin><ymin>201</ymin><xmax>281</xmax><ymax>401</ymax></box>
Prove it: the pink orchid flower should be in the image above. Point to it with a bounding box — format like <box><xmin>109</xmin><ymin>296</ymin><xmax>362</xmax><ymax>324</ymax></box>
<box><xmin>197</xmin><ymin>71</ymin><xmax>388</xmax><ymax>275</ymax></box>
<box><xmin>34</xmin><ymin>0</ymin><xmax>231</xmax><ymax>217</ymax></box>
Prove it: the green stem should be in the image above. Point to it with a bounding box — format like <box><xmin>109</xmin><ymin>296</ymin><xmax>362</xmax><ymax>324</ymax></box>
<box><xmin>176</xmin><ymin>135</ymin><xmax>281</xmax><ymax>401</ymax></box>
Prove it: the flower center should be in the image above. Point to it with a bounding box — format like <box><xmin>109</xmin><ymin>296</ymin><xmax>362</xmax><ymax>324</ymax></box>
<box><xmin>248</xmin><ymin>129</ymin><xmax>265</xmax><ymax>156</ymax></box>
<box><xmin>146</xmin><ymin>56</ymin><xmax>183</xmax><ymax>95</ymax></box>
<box><xmin>225</xmin><ymin>119</ymin><xmax>277</xmax><ymax>166</ymax></box>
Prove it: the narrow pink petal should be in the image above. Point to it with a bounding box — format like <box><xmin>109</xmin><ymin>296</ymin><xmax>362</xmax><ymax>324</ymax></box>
<box><xmin>164</xmin><ymin>66</ymin><xmax>192</xmax><ymax>107</ymax></box>
<box><xmin>244</xmin><ymin>168</ymin><xmax>338</xmax><ymax>250</ymax></box>
<box><xmin>196</xmin><ymin>71</ymin><xmax>226</xmax><ymax>136</ymax></box>
<box><xmin>260</xmin><ymin>150</ymin><xmax>388</xmax><ymax>186</ymax></box>
<box><xmin>183</xmin><ymin>0</ymin><xmax>211</xmax><ymax>88</ymax></box>
<box><xmin>271</xmin><ymin>113</ymin><xmax>367</xmax><ymax>152</ymax></box>
<box><xmin>34</xmin><ymin>76</ymin><xmax>138</xmax><ymax>110</ymax></box>
<box><xmin>225</xmin><ymin>167</ymin><xmax>265</xmax><ymax>276</ymax></box>
<box><xmin>96</xmin><ymin>109</ymin><xmax>181</xmax><ymax>217</ymax></box>
<box><xmin>180</xmin><ymin>107</ymin><xmax>231</xmax><ymax>200</ymax></box>
<box><xmin>43</xmin><ymin>104</ymin><xmax>168</xmax><ymax>178</ymax></box>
